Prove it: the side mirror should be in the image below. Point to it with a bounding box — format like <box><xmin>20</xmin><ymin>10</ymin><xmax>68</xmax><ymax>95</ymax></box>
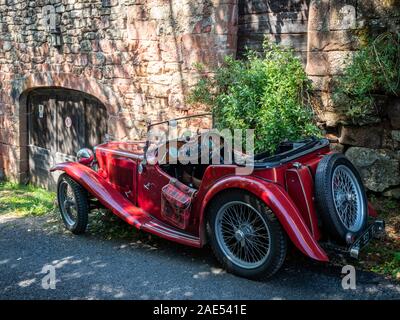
<box><xmin>77</xmin><ymin>148</ymin><xmax>94</xmax><ymax>166</ymax></box>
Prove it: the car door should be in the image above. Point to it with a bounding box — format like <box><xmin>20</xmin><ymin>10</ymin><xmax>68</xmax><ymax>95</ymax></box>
<box><xmin>136</xmin><ymin>163</ymin><xmax>170</xmax><ymax>222</ymax></box>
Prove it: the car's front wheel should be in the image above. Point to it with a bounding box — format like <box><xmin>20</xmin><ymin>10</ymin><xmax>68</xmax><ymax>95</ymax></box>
<box><xmin>207</xmin><ymin>190</ymin><xmax>287</xmax><ymax>280</ymax></box>
<box><xmin>57</xmin><ymin>174</ymin><xmax>89</xmax><ymax>234</ymax></box>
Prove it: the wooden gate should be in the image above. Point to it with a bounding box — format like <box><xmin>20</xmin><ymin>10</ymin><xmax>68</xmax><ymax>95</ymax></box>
<box><xmin>28</xmin><ymin>89</ymin><xmax>107</xmax><ymax>189</ymax></box>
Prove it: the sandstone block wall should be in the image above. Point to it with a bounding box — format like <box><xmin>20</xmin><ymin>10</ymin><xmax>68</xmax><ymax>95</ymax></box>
<box><xmin>0</xmin><ymin>0</ymin><xmax>399</xmax><ymax>196</ymax></box>
<box><xmin>0</xmin><ymin>0</ymin><xmax>237</xmax><ymax>181</ymax></box>
<box><xmin>307</xmin><ymin>0</ymin><xmax>400</xmax><ymax>195</ymax></box>
<box><xmin>237</xmin><ymin>0</ymin><xmax>309</xmax><ymax>63</ymax></box>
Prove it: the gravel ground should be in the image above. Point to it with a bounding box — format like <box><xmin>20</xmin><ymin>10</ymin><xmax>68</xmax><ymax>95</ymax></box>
<box><xmin>0</xmin><ymin>214</ymin><xmax>399</xmax><ymax>300</ymax></box>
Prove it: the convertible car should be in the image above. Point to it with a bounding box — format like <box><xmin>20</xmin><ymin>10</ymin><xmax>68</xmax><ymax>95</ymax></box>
<box><xmin>51</xmin><ymin>113</ymin><xmax>384</xmax><ymax>279</ymax></box>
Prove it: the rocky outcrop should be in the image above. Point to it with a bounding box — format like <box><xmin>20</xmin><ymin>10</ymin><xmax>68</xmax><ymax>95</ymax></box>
<box><xmin>383</xmin><ymin>187</ymin><xmax>400</xmax><ymax>199</ymax></box>
<box><xmin>304</xmin><ymin>0</ymin><xmax>400</xmax><ymax>197</ymax></box>
<box><xmin>388</xmin><ymin>98</ymin><xmax>400</xmax><ymax>130</ymax></box>
<box><xmin>339</xmin><ymin>125</ymin><xmax>384</xmax><ymax>149</ymax></box>
<box><xmin>345</xmin><ymin>147</ymin><xmax>400</xmax><ymax>193</ymax></box>
<box><xmin>334</xmin><ymin>97</ymin><xmax>400</xmax><ymax>194</ymax></box>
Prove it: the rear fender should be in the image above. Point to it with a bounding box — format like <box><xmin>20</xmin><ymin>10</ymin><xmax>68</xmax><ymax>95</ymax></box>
<box><xmin>51</xmin><ymin>162</ymin><xmax>150</xmax><ymax>228</ymax></box>
<box><xmin>200</xmin><ymin>176</ymin><xmax>329</xmax><ymax>262</ymax></box>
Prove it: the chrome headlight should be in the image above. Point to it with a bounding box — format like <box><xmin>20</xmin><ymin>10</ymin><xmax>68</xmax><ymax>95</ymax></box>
<box><xmin>77</xmin><ymin>148</ymin><xmax>94</xmax><ymax>166</ymax></box>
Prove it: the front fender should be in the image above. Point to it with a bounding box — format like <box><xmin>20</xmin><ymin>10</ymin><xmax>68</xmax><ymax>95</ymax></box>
<box><xmin>51</xmin><ymin>162</ymin><xmax>149</xmax><ymax>228</ymax></box>
<box><xmin>200</xmin><ymin>176</ymin><xmax>329</xmax><ymax>262</ymax></box>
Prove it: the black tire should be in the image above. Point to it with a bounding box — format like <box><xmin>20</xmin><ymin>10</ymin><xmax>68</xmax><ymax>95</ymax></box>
<box><xmin>207</xmin><ymin>190</ymin><xmax>287</xmax><ymax>280</ymax></box>
<box><xmin>57</xmin><ymin>174</ymin><xmax>89</xmax><ymax>235</ymax></box>
<box><xmin>315</xmin><ymin>153</ymin><xmax>368</xmax><ymax>243</ymax></box>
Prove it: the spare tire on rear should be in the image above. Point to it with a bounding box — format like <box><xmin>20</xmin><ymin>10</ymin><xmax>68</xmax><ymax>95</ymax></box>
<box><xmin>315</xmin><ymin>153</ymin><xmax>368</xmax><ymax>243</ymax></box>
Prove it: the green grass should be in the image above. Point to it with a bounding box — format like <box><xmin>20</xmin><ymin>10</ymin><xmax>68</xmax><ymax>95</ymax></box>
<box><xmin>0</xmin><ymin>182</ymin><xmax>56</xmax><ymax>217</ymax></box>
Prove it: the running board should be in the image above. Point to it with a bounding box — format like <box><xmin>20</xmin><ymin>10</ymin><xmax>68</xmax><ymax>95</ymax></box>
<box><xmin>141</xmin><ymin>218</ymin><xmax>201</xmax><ymax>247</ymax></box>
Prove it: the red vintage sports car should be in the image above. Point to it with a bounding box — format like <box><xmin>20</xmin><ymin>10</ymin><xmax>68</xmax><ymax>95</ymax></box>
<box><xmin>51</xmin><ymin>113</ymin><xmax>384</xmax><ymax>280</ymax></box>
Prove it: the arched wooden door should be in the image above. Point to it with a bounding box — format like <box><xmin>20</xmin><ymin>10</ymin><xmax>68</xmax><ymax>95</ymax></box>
<box><xmin>27</xmin><ymin>88</ymin><xmax>108</xmax><ymax>189</ymax></box>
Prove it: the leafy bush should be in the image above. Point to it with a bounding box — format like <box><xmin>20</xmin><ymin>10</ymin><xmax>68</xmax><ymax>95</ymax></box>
<box><xmin>187</xmin><ymin>41</ymin><xmax>320</xmax><ymax>154</ymax></box>
<box><xmin>333</xmin><ymin>32</ymin><xmax>400</xmax><ymax>122</ymax></box>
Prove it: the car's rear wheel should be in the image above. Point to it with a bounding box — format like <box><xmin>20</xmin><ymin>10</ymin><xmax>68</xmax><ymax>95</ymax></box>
<box><xmin>207</xmin><ymin>190</ymin><xmax>287</xmax><ymax>280</ymax></box>
<box><xmin>57</xmin><ymin>174</ymin><xmax>89</xmax><ymax>234</ymax></box>
<box><xmin>315</xmin><ymin>153</ymin><xmax>368</xmax><ymax>243</ymax></box>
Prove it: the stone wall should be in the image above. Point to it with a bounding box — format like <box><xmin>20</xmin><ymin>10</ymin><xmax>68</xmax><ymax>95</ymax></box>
<box><xmin>1</xmin><ymin>0</ymin><xmax>399</xmax><ymax>196</ymax></box>
<box><xmin>238</xmin><ymin>0</ymin><xmax>400</xmax><ymax>196</ymax></box>
<box><xmin>0</xmin><ymin>0</ymin><xmax>237</xmax><ymax>181</ymax></box>
<box><xmin>307</xmin><ymin>0</ymin><xmax>400</xmax><ymax>196</ymax></box>
<box><xmin>237</xmin><ymin>0</ymin><xmax>309</xmax><ymax>63</ymax></box>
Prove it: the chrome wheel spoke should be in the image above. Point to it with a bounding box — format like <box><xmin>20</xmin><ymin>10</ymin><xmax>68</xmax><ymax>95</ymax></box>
<box><xmin>215</xmin><ymin>201</ymin><xmax>271</xmax><ymax>269</ymax></box>
<box><xmin>59</xmin><ymin>181</ymin><xmax>77</xmax><ymax>226</ymax></box>
<box><xmin>332</xmin><ymin>165</ymin><xmax>365</xmax><ymax>232</ymax></box>
<box><xmin>246</xmin><ymin>238</ymin><xmax>267</xmax><ymax>257</ymax></box>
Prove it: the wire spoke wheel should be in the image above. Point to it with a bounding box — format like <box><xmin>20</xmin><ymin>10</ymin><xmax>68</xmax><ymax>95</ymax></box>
<box><xmin>315</xmin><ymin>153</ymin><xmax>368</xmax><ymax>242</ymax></box>
<box><xmin>59</xmin><ymin>180</ymin><xmax>78</xmax><ymax>226</ymax></box>
<box><xmin>215</xmin><ymin>201</ymin><xmax>271</xmax><ymax>269</ymax></box>
<box><xmin>332</xmin><ymin>165</ymin><xmax>365</xmax><ymax>232</ymax></box>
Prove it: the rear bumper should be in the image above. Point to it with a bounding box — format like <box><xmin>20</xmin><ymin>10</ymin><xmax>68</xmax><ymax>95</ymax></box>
<box><xmin>348</xmin><ymin>219</ymin><xmax>385</xmax><ymax>258</ymax></box>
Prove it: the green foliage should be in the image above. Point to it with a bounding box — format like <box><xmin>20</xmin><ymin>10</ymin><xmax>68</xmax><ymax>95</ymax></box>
<box><xmin>187</xmin><ymin>41</ymin><xmax>320</xmax><ymax>154</ymax></box>
<box><xmin>334</xmin><ymin>32</ymin><xmax>400</xmax><ymax>122</ymax></box>
<box><xmin>89</xmin><ymin>209</ymin><xmax>139</xmax><ymax>240</ymax></box>
<box><xmin>370</xmin><ymin>250</ymin><xmax>400</xmax><ymax>279</ymax></box>
<box><xmin>361</xmin><ymin>195</ymin><xmax>400</xmax><ymax>281</ymax></box>
<box><xmin>0</xmin><ymin>182</ymin><xmax>55</xmax><ymax>216</ymax></box>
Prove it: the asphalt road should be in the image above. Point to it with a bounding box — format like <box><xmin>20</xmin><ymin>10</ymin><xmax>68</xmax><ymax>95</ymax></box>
<box><xmin>0</xmin><ymin>214</ymin><xmax>399</xmax><ymax>300</ymax></box>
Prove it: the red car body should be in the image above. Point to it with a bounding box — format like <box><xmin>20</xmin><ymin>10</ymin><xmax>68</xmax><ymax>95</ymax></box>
<box><xmin>51</xmin><ymin>135</ymin><xmax>378</xmax><ymax>264</ymax></box>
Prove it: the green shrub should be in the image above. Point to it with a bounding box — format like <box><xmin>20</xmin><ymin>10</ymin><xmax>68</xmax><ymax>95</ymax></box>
<box><xmin>187</xmin><ymin>41</ymin><xmax>320</xmax><ymax>154</ymax></box>
<box><xmin>333</xmin><ymin>32</ymin><xmax>400</xmax><ymax>122</ymax></box>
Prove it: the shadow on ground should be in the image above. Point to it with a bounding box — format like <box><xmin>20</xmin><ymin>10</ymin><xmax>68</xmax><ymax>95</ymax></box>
<box><xmin>0</xmin><ymin>213</ymin><xmax>399</xmax><ymax>300</ymax></box>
